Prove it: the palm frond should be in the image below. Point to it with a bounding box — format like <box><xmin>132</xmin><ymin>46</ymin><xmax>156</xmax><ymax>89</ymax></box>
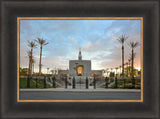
<box><xmin>117</xmin><ymin>34</ymin><xmax>128</xmax><ymax>44</ymax></box>
<box><xmin>133</xmin><ymin>42</ymin><xmax>139</xmax><ymax>48</ymax></box>
<box><xmin>36</xmin><ymin>37</ymin><xmax>49</xmax><ymax>46</ymax></box>
<box><xmin>28</xmin><ymin>40</ymin><xmax>37</xmax><ymax>48</ymax></box>
<box><xmin>129</xmin><ymin>41</ymin><xmax>139</xmax><ymax>49</ymax></box>
<box><xmin>44</xmin><ymin>42</ymin><xmax>49</xmax><ymax>45</ymax></box>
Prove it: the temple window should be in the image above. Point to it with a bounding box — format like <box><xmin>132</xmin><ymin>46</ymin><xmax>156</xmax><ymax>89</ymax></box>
<box><xmin>77</xmin><ymin>66</ymin><xmax>83</xmax><ymax>76</ymax></box>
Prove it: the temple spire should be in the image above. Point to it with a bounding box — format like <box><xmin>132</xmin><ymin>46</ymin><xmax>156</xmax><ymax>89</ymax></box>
<box><xmin>78</xmin><ymin>48</ymin><xmax>82</xmax><ymax>60</ymax></box>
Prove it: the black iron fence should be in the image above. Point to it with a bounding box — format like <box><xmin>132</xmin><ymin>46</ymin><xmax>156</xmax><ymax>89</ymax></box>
<box><xmin>20</xmin><ymin>75</ymin><xmax>141</xmax><ymax>89</ymax></box>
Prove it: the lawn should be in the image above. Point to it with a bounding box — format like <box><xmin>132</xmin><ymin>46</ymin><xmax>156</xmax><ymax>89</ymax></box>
<box><xmin>20</xmin><ymin>78</ymin><xmax>52</xmax><ymax>88</ymax></box>
<box><xmin>111</xmin><ymin>79</ymin><xmax>141</xmax><ymax>89</ymax></box>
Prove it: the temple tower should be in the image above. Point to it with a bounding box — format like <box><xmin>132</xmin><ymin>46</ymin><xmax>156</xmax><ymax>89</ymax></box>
<box><xmin>78</xmin><ymin>48</ymin><xmax>82</xmax><ymax>60</ymax></box>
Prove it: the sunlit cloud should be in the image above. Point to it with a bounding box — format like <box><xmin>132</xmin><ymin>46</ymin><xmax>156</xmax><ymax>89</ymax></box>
<box><xmin>20</xmin><ymin>19</ymin><xmax>141</xmax><ymax>73</ymax></box>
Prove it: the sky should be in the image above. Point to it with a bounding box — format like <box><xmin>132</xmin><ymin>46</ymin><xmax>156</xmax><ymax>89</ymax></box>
<box><xmin>20</xmin><ymin>19</ymin><xmax>141</xmax><ymax>73</ymax></box>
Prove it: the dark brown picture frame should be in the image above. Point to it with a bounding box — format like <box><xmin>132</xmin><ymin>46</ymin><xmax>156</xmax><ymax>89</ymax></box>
<box><xmin>17</xmin><ymin>16</ymin><xmax>143</xmax><ymax>102</ymax></box>
<box><xmin>1</xmin><ymin>0</ymin><xmax>159</xmax><ymax>118</ymax></box>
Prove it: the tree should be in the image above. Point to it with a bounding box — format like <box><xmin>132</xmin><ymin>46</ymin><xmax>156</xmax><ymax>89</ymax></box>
<box><xmin>28</xmin><ymin>41</ymin><xmax>36</xmax><ymax>77</ymax></box>
<box><xmin>109</xmin><ymin>72</ymin><xmax>115</xmax><ymax>77</ymax></box>
<box><xmin>110</xmin><ymin>68</ymin><xmax>113</xmax><ymax>77</ymax></box>
<box><xmin>32</xmin><ymin>59</ymin><xmax>35</xmax><ymax>75</ymax></box>
<box><xmin>50</xmin><ymin>70</ymin><xmax>54</xmax><ymax>76</ymax></box>
<box><xmin>106</xmin><ymin>68</ymin><xmax>109</xmax><ymax>77</ymax></box>
<box><xmin>125</xmin><ymin>62</ymin><xmax>128</xmax><ymax>77</ymax></box>
<box><xmin>115</xmin><ymin>67</ymin><xmax>118</xmax><ymax>77</ymax></box>
<box><xmin>129</xmin><ymin>41</ymin><xmax>139</xmax><ymax>78</ymax></box>
<box><xmin>36</xmin><ymin>38</ymin><xmax>48</xmax><ymax>75</ymax></box>
<box><xmin>20</xmin><ymin>67</ymin><xmax>28</xmax><ymax>76</ymax></box>
<box><xmin>27</xmin><ymin>51</ymin><xmax>31</xmax><ymax>75</ymax></box>
<box><xmin>138</xmin><ymin>70</ymin><xmax>141</xmax><ymax>76</ymax></box>
<box><xmin>119</xmin><ymin>65</ymin><xmax>122</xmax><ymax>76</ymax></box>
<box><xmin>128</xmin><ymin>59</ymin><xmax>131</xmax><ymax>75</ymax></box>
<box><xmin>117</xmin><ymin>35</ymin><xmax>128</xmax><ymax>79</ymax></box>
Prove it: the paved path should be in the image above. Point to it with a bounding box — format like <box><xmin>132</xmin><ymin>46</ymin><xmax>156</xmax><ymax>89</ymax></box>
<box><xmin>20</xmin><ymin>88</ymin><xmax>140</xmax><ymax>92</ymax></box>
<box><xmin>20</xmin><ymin>89</ymin><xmax>141</xmax><ymax>100</ymax></box>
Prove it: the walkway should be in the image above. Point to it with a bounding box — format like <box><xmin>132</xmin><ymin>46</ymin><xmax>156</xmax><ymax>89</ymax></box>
<box><xmin>19</xmin><ymin>89</ymin><xmax>141</xmax><ymax>100</ymax></box>
<box><xmin>20</xmin><ymin>88</ymin><xmax>140</xmax><ymax>92</ymax></box>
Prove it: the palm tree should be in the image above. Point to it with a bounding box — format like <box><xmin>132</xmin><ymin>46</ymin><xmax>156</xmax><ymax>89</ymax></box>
<box><xmin>117</xmin><ymin>35</ymin><xmax>128</xmax><ymax>79</ymax></box>
<box><xmin>50</xmin><ymin>70</ymin><xmax>54</xmax><ymax>76</ymax></box>
<box><xmin>32</xmin><ymin>59</ymin><xmax>35</xmax><ymax>75</ymax></box>
<box><xmin>128</xmin><ymin>59</ymin><xmax>131</xmax><ymax>75</ymax></box>
<box><xmin>110</xmin><ymin>68</ymin><xmax>113</xmax><ymax>77</ymax></box>
<box><xmin>125</xmin><ymin>62</ymin><xmax>128</xmax><ymax>77</ymax></box>
<box><xmin>119</xmin><ymin>65</ymin><xmax>122</xmax><ymax>77</ymax></box>
<box><xmin>27</xmin><ymin>50</ymin><xmax>31</xmax><ymax>75</ymax></box>
<box><xmin>27</xmin><ymin>50</ymin><xmax>32</xmax><ymax>88</ymax></box>
<box><xmin>28</xmin><ymin>41</ymin><xmax>36</xmax><ymax>77</ymax></box>
<box><xmin>36</xmin><ymin>38</ymin><xmax>48</xmax><ymax>75</ymax></box>
<box><xmin>106</xmin><ymin>68</ymin><xmax>109</xmax><ymax>77</ymax></box>
<box><xmin>129</xmin><ymin>41</ymin><xmax>139</xmax><ymax>78</ymax></box>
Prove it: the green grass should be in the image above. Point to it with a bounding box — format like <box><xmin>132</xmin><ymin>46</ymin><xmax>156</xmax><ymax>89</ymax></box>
<box><xmin>111</xmin><ymin>79</ymin><xmax>141</xmax><ymax>89</ymax></box>
<box><xmin>20</xmin><ymin>78</ymin><xmax>52</xmax><ymax>89</ymax></box>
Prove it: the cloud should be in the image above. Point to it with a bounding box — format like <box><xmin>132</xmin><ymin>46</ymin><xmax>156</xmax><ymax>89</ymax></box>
<box><xmin>83</xmin><ymin>41</ymin><xmax>101</xmax><ymax>52</ymax></box>
<box><xmin>20</xmin><ymin>19</ymin><xmax>141</xmax><ymax>71</ymax></box>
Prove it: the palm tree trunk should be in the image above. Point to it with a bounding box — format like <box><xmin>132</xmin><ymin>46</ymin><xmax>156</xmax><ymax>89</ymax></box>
<box><xmin>122</xmin><ymin>46</ymin><xmax>124</xmax><ymax>79</ymax></box>
<box><xmin>127</xmin><ymin>64</ymin><xmax>128</xmax><ymax>77</ymax></box>
<box><xmin>39</xmin><ymin>45</ymin><xmax>42</xmax><ymax>75</ymax></box>
<box><xmin>120</xmin><ymin>67</ymin><xmax>121</xmax><ymax>77</ymax></box>
<box><xmin>28</xmin><ymin>56</ymin><xmax>30</xmax><ymax>75</ymax></box>
<box><xmin>122</xmin><ymin>45</ymin><xmax>125</xmax><ymax>88</ymax></box>
<box><xmin>32</xmin><ymin>63</ymin><xmax>34</xmax><ymax>74</ymax></box>
<box><xmin>30</xmin><ymin>49</ymin><xmax>33</xmax><ymax>77</ymax></box>
<box><xmin>128</xmin><ymin>61</ymin><xmax>130</xmax><ymax>76</ymax></box>
<box><xmin>131</xmin><ymin>49</ymin><xmax>134</xmax><ymax>78</ymax></box>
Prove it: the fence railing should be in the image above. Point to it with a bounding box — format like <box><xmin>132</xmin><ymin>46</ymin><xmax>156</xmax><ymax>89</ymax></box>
<box><xmin>20</xmin><ymin>76</ymin><xmax>141</xmax><ymax>89</ymax></box>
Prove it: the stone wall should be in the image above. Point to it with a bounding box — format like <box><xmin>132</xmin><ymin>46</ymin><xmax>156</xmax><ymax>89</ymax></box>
<box><xmin>69</xmin><ymin>60</ymin><xmax>91</xmax><ymax>77</ymax></box>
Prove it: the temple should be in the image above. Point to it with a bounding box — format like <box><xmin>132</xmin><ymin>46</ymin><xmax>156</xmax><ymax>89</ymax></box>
<box><xmin>58</xmin><ymin>49</ymin><xmax>102</xmax><ymax>79</ymax></box>
<box><xmin>69</xmin><ymin>48</ymin><xmax>91</xmax><ymax>77</ymax></box>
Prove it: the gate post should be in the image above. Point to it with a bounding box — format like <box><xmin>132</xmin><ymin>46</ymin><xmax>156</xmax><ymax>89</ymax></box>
<box><xmin>94</xmin><ymin>76</ymin><xmax>96</xmax><ymax>89</ymax></box>
<box><xmin>36</xmin><ymin>76</ymin><xmax>38</xmax><ymax>88</ymax></box>
<box><xmin>72</xmin><ymin>77</ymin><xmax>75</xmax><ymax>89</ymax></box>
<box><xmin>115</xmin><ymin>77</ymin><xmax>117</xmax><ymax>88</ymax></box>
<box><xmin>44</xmin><ymin>76</ymin><xmax>46</xmax><ymax>88</ymax></box>
<box><xmin>27</xmin><ymin>75</ymin><xmax>30</xmax><ymax>88</ymax></box>
<box><xmin>65</xmin><ymin>76</ymin><xmax>68</xmax><ymax>89</ymax></box>
<box><xmin>132</xmin><ymin>77</ymin><xmax>135</xmax><ymax>89</ymax></box>
<box><xmin>105</xmin><ymin>77</ymin><xmax>108</xmax><ymax>88</ymax></box>
<box><xmin>52</xmin><ymin>76</ymin><xmax>56</xmax><ymax>88</ymax></box>
<box><xmin>86</xmin><ymin>77</ymin><xmax>88</xmax><ymax>89</ymax></box>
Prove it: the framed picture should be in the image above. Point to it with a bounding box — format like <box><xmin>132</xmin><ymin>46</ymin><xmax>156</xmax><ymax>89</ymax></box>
<box><xmin>1</xmin><ymin>0</ymin><xmax>159</xmax><ymax>119</ymax></box>
<box><xmin>17</xmin><ymin>17</ymin><xmax>143</xmax><ymax>102</ymax></box>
